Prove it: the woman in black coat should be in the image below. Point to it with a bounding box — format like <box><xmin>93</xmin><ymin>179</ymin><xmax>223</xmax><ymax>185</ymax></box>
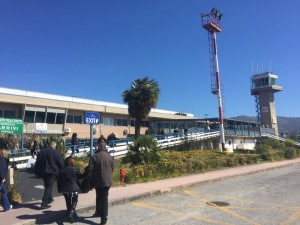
<box><xmin>57</xmin><ymin>157</ymin><xmax>85</xmax><ymax>223</ymax></box>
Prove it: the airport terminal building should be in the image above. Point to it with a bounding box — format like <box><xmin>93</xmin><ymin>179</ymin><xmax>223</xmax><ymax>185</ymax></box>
<box><xmin>0</xmin><ymin>87</ymin><xmax>195</xmax><ymax>139</ymax></box>
<box><xmin>0</xmin><ymin>87</ymin><xmax>263</xmax><ymax>151</ymax></box>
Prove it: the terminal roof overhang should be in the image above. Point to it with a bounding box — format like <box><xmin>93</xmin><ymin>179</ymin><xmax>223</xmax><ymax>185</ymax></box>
<box><xmin>0</xmin><ymin>87</ymin><xmax>195</xmax><ymax>120</ymax></box>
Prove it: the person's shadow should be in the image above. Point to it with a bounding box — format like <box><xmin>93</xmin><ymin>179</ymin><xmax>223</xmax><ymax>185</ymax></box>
<box><xmin>15</xmin><ymin>203</ymin><xmax>98</xmax><ymax>224</ymax></box>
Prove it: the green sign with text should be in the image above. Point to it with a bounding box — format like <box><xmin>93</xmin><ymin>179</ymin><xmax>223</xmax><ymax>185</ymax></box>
<box><xmin>0</xmin><ymin>118</ymin><xmax>23</xmax><ymax>134</ymax></box>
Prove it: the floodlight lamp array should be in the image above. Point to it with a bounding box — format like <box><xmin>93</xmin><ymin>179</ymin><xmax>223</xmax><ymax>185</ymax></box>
<box><xmin>210</xmin><ymin>8</ymin><xmax>223</xmax><ymax>21</ymax></box>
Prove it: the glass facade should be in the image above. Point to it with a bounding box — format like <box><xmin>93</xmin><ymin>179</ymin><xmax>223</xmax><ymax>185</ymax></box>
<box><xmin>25</xmin><ymin>109</ymin><xmax>66</xmax><ymax>124</ymax></box>
<box><xmin>151</xmin><ymin>118</ymin><xmax>260</xmax><ymax>137</ymax></box>
<box><xmin>253</xmin><ymin>76</ymin><xmax>277</xmax><ymax>88</ymax></box>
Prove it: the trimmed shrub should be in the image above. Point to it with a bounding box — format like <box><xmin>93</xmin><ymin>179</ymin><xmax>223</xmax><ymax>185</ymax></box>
<box><xmin>284</xmin><ymin>147</ymin><xmax>296</xmax><ymax>159</ymax></box>
<box><xmin>0</xmin><ymin>134</ymin><xmax>21</xmax><ymax>149</ymax></box>
<box><xmin>8</xmin><ymin>185</ymin><xmax>22</xmax><ymax>204</ymax></box>
<box><xmin>39</xmin><ymin>135</ymin><xmax>66</xmax><ymax>156</ymax></box>
<box><xmin>123</xmin><ymin>150</ymin><xmax>261</xmax><ymax>182</ymax></box>
<box><xmin>123</xmin><ymin>135</ymin><xmax>161</xmax><ymax>165</ymax></box>
<box><xmin>260</xmin><ymin>138</ymin><xmax>285</xmax><ymax>150</ymax></box>
<box><xmin>255</xmin><ymin>144</ymin><xmax>272</xmax><ymax>154</ymax></box>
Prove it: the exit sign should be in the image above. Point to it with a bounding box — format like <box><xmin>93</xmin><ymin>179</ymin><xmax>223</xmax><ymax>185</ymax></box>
<box><xmin>85</xmin><ymin>112</ymin><xmax>100</xmax><ymax>125</ymax></box>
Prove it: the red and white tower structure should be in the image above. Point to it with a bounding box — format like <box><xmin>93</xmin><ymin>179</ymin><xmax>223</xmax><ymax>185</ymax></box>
<box><xmin>201</xmin><ymin>8</ymin><xmax>226</xmax><ymax>151</ymax></box>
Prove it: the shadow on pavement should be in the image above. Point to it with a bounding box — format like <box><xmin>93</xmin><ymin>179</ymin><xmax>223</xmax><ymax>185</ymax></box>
<box><xmin>15</xmin><ymin>203</ymin><xmax>99</xmax><ymax>225</ymax></box>
<box><xmin>14</xmin><ymin>202</ymin><xmax>41</xmax><ymax>210</ymax></box>
<box><xmin>69</xmin><ymin>216</ymin><xmax>99</xmax><ymax>225</ymax></box>
<box><xmin>37</xmin><ymin>214</ymin><xmax>99</xmax><ymax>225</ymax></box>
<box><xmin>16</xmin><ymin>209</ymin><xmax>66</xmax><ymax>224</ymax></box>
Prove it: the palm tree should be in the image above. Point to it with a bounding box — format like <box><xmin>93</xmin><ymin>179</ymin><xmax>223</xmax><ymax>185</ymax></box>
<box><xmin>122</xmin><ymin>77</ymin><xmax>160</xmax><ymax>137</ymax></box>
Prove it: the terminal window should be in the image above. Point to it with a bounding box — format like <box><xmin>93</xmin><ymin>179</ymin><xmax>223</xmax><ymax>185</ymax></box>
<box><xmin>24</xmin><ymin>111</ymin><xmax>35</xmax><ymax>123</ymax></box>
<box><xmin>56</xmin><ymin>113</ymin><xmax>65</xmax><ymax>124</ymax></box>
<box><xmin>67</xmin><ymin>115</ymin><xmax>82</xmax><ymax>124</ymax></box>
<box><xmin>116</xmin><ymin>119</ymin><xmax>128</xmax><ymax>127</ymax></box>
<box><xmin>103</xmin><ymin>117</ymin><xmax>114</xmax><ymax>126</ymax></box>
<box><xmin>46</xmin><ymin>112</ymin><xmax>65</xmax><ymax>124</ymax></box>
<box><xmin>35</xmin><ymin>111</ymin><xmax>46</xmax><ymax>123</ymax></box>
<box><xmin>130</xmin><ymin>120</ymin><xmax>149</xmax><ymax>127</ymax></box>
<box><xmin>46</xmin><ymin>112</ymin><xmax>56</xmax><ymax>124</ymax></box>
<box><xmin>0</xmin><ymin>109</ymin><xmax>16</xmax><ymax>119</ymax></box>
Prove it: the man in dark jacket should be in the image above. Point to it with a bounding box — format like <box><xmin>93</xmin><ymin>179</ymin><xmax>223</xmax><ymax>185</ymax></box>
<box><xmin>91</xmin><ymin>138</ymin><xmax>114</xmax><ymax>225</ymax></box>
<box><xmin>36</xmin><ymin>141</ymin><xmax>64</xmax><ymax>209</ymax></box>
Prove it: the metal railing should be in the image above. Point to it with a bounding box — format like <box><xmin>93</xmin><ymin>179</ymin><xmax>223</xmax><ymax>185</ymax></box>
<box><xmin>261</xmin><ymin>133</ymin><xmax>300</xmax><ymax>147</ymax></box>
<box><xmin>8</xmin><ymin>131</ymin><xmax>221</xmax><ymax>168</ymax></box>
<box><xmin>64</xmin><ymin>131</ymin><xmax>221</xmax><ymax>158</ymax></box>
<box><xmin>9</xmin><ymin>131</ymin><xmax>300</xmax><ymax>168</ymax></box>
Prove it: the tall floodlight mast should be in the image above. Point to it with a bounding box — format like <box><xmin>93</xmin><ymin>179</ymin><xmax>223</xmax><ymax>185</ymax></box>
<box><xmin>201</xmin><ymin>8</ymin><xmax>226</xmax><ymax>151</ymax></box>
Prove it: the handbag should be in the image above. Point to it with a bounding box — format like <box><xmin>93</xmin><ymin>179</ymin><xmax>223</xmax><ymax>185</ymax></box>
<box><xmin>80</xmin><ymin>174</ymin><xmax>92</xmax><ymax>193</ymax></box>
<box><xmin>80</xmin><ymin>158</ymin><xmax>93</xmax><ymax>193</ymax></box>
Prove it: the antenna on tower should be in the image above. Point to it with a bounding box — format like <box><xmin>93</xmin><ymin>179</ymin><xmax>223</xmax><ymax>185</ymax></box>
<box><xmin>269</xmin><ymin>61</ymin><xmax>272</xmax><ymax>72</ymax></box>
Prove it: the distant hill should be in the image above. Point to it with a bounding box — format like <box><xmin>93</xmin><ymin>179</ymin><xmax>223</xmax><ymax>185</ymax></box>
<box><xmin>230</xmin><ymin>115</ymin><xmax>300</xmax><ymax>134</ymax></box>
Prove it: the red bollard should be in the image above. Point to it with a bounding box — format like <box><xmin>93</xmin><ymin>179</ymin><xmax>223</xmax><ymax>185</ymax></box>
<box><xmin>120</xmin><ymin>167</ymin><xmax>126</xmax><ymax>186</ymax></box>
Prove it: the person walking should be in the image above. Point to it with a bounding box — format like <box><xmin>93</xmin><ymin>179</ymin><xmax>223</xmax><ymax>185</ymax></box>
<box><xmin>106</xmin><ymin>132</ymin><xmax>118</xmax><ymax>146</ymax></box>
<box><xmin>57</xmin><ymin>156</ymin><xmax>85</xmax><ymax>223</ymax></box>
<box><xmin>71</xmin><ymin>133</ymin><xmax>78</xmax><ymax>154</ymax></box>
<box><xmin>0</xmin><ymin>148</ymin><xmax>12</xmax><ymax>212</ymax></box>
<box><xmin>31</xmin><ymin>135</ymin><xmax>40</xmax><ymax>158</ymax></box>
<box><xmin>36</xmin><ymin>141</ymin><xmax>64</xmax><ymax>209</ymax></box>
<box><xmin>91</xmin><ymin>137</ymin><xmax>114</xmax><ymax>225</ymax></box>
<box><xmin>61</xmin><ymin>133</ymin><xmax>66</xmax><ymax>146</ymax></box>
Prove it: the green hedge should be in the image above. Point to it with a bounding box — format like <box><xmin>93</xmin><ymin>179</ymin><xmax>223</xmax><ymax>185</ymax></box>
<box><xmin>74</xmin><ymin>145</ymin><xmax>300</xmax><ymax>185</ymax></box>
<box><xmin>125</xmin><ymin>150</ymin><xmax>260</xmax><ymax>183</ymax></box>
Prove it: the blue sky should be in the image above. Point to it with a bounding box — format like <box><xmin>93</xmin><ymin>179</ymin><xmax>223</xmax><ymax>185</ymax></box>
<box><xmin>0</xmin><ymin>0</ymin><xmax>299</xmax><ymax>118</ymax></box>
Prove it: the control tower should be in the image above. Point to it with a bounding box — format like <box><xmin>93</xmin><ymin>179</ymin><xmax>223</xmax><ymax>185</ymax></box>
<box><xmin>251</xmin><ymin>72</ymin><xmax>283</xmax><ymax>136</ymax></box>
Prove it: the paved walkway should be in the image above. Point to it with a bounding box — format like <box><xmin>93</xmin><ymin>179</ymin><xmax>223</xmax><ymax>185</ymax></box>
<box><xmin>4</xmin><ymin>158</ymin><xmax>300</xmax><ymax>225</ymax></box>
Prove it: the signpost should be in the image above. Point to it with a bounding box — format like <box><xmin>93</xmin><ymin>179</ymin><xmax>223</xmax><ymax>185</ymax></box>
<box><xmin>0</xmin><ymin>118</ymin><xmax>23</xmax><ymax>135</ymax></box>
<box><xmin>35</xmin><ymin>123</ymin><xmax>48</xmax><ymax>138</ymax></box>
<box><xmin>85</xmin><ymin>112</ymin><xmax>100</xmax><ymax>157</ymax></box>
<box><xmin>35</xmin><ymin>123</ymin><xmax>48</xmax><ymax>132</ymax></box>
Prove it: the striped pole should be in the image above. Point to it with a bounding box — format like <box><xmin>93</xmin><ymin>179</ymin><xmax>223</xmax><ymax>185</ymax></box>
<box><xmin>212</xmin><ymin>31</ymin><xmax>226</xmax><ymax>151</ymax></box>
